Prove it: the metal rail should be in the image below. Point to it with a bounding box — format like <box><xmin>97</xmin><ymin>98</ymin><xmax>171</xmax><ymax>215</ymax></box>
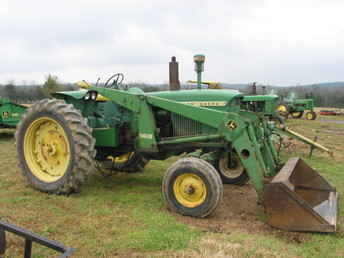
<box><xmin>0</xmin><ymin>220</ymin><xmax>75</xmax><ymax>258</ymax></box>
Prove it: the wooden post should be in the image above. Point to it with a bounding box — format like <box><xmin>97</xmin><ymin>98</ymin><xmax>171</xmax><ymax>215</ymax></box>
<box><xmin>309</xmin><ymin>136</ymin><xmax>318</xmax><ymax>158</ymax></box>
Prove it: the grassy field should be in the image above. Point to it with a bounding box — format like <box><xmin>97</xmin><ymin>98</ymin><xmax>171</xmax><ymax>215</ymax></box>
<box><xmin>0</xmin><ymin>114</ymin><xmax>344</xmax><ymax>257</ymax></box>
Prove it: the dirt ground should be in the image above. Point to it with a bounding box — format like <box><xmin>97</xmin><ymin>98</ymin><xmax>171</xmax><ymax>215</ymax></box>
<box><xmin>175</xmin><ymin>183</ymin><xmax>311</xmax><ymax>245</ymax></box>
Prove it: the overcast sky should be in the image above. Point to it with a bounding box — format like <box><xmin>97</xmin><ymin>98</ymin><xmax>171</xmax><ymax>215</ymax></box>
<box><xmin>1</xmin><ymin>0</ymin><xmax>343</xmax><ymax>86</ymax></box>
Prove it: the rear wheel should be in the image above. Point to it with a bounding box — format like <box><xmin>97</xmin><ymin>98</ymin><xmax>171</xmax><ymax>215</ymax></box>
<box><xmin>277</xmin><ymin>104</ymin><xmax>289</xmax><ymax>118</ymax></box>
<box><xmin>305</xmin><ymin>111</ymin><xmax>317</xmax><ymax>120</ymax></box>
<box><xmin>215</xmin><ymin>152</ymin><xmax>249</xmax><ymax>185</ymax></box>
<box><xmin>15</xmin><ymin>99</ymin><xmax>95</xmax><ymax>194</ymax></box>
<box><xmin>291</xmin><ymin>111</ymin><xmax>304</xmax><ymax>119</ymax></box>
<box><xmin>162</xmin><ymin>157</ymin><xmax>223</xmax><ymax>218</ymax></box>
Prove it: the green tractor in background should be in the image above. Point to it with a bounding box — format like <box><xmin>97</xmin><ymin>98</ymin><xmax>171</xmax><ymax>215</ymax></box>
<box><xmin>277</xmin><ymin>94</ymin><xmax>317</xmax><ymax>120</ymax></box>
<box><xmin>0</xmin><ymin>98</ymin><xmax>27</xmax><ymax>128</ymax></box>
<box><xmin>15</xmin><ymin>55</ymin><xmax>337</xmax><ymax>232</ymax></box>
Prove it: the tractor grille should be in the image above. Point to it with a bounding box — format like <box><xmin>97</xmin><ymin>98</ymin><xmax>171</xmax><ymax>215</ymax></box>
<box><xmin>171</xmin><ymin>113</ymin><xmax>216</xmax><ymax>137</ymax></box>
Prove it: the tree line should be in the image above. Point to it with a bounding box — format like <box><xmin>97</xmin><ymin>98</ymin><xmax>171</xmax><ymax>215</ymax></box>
<box><xmin>1</xmin><ymin>75</ymin><xmax>343</xmax><ymax>108</ymax></box>
<box><xmin>0</xmin><ymin>75</ymin><xmax>77</xmax><ymax>103</ymax></box>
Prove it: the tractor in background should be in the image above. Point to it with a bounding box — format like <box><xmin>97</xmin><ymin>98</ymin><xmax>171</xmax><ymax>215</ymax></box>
<box><xmin>187</xmin><ymin>80</ymin><xmax>223</xmax><ymax>89</ymax></box>
<box><xmin>277</xmin><ymin>96</ymin><xmax>317</xmax><ymax>120</ymax></box>
<box><xmin>0</xmin><ymin>98</ymin><xmax>27</xmax><ymax>128</ymax></box>
<box><xmin>15</xmin><ymin>55</ymin><xmax>337</xmax><ymax>232</ymax></box>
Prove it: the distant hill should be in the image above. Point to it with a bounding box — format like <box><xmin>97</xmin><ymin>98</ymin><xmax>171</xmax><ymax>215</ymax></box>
<box><xmin>220</xmin><ymin>82</ymin><xmax>344</xmax><ymax>89</ymax></box>
<box><xmin>220</xmin><ymin>83</ymin><xmax>250</xmax><ymax>90</ymax></box>
<box><xmin>184</xmin><ymin>82</ymin><xmax>344</xmax><ymax>90</ymax></box>
<box><xmin>288</xmin><ymin>82</ymin><xmax>344</xmax><ymax>88</ymax></box>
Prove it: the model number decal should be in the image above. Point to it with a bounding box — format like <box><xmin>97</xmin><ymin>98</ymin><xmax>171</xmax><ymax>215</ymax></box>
<box><xmin>183</xmin><ymin>101</ymin><xmax>227</xmax><ymax>107</ymax></box>
<box><xmin>139</xmin><ymin>133</ymin><xmax>153</xmax><ymax>139</ymax></box>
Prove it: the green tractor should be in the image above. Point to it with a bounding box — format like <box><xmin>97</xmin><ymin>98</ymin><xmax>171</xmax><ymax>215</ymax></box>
<box><xmin>15</xmin><ymin>55</ymin><xmax>337</xmax><ymax>232</ymax></box>
<box><xmin>277</xmin><ymin>96</ymin><xmax>317</xmax><ymax>120</ymax></box>
<box><xmin>0</xmin><ymin>98</ymin><xmax>27</xmax><ymax>128</ymax></box>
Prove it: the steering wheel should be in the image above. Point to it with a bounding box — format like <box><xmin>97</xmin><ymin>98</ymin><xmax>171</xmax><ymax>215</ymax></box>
<box><xmin>104</xmin><ymin>73</ymin><xmax>124</xmax><ymax>89</ymax></box>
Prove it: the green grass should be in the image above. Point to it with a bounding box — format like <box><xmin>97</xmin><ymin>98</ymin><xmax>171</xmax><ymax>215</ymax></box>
<box><xmin>1</xmin><ymin>116</ymin><xmax>344</xmax><ymax>257</ymax></box>
<box><xmin>0</xmin><ymin>134</ymin><xmax>200</xmax><ymax>257</ymax></box>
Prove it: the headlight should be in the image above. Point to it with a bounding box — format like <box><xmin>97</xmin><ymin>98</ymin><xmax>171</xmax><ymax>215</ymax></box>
<box><xmin>91</xmin><ymin>91</ymin><xmax>98</xmax><ymax>100</ymax></box>
<box><xmin>84</xmin><ymin>91</ymin><xmax>98</xmax><ymax>101</ymax></box>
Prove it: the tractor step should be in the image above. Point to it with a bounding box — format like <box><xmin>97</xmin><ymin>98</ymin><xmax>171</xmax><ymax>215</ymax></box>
<box><xmin>263</xmin><ymin>158</ymin><xmax>337</xmax><ymax>232</ymax></box>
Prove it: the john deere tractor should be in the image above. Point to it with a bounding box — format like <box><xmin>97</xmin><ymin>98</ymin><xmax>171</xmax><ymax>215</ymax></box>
<box><xmin>15</xmin><ymin>55</ymin><xmax>337</xmax><ymax>232</ymax></box>
<box><xmin>0</xmin><ymin>98</ymin><xmax>27</xmax><ymax>128</ymax></box>
<box><xmin>277</xmin><ymin>96</ymin><xmax>317</xmax><ymax>120</ymax></box>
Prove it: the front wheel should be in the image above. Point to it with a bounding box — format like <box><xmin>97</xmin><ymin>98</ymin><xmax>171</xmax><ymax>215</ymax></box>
<box><xmin>15</xmin><ymin>99</ymin><xmax>96</xmax><ymax>194</ymax></box>
<box><xmin>305</xmin><ymin>111</ymin><xmax>317</xmax><ymax>120</ymax></box>
<box><xmin>162</xmin><ymin>157</ymin><xmax>223</xmax><ymax>218</ymax></box>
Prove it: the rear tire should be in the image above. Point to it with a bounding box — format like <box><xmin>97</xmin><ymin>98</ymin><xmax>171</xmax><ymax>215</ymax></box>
<box><xmin>291</xmin><ymin>111</ymin><xmax>304</xmax><ymax>119</ymax></box>
<box><xmin>277</xmin><ymin>104</ymin><xmax>289</xmax><ymax>118</ymax></box>
<box><xmin>15</xmin><ymin>99</ymin><xmax>96</xmax><ymax>194</ymax></box>
<box><xmin>305</xmin><ymin>111</ymin><xmax>317</xmax><ymax>120</ymax></box>
<box><xmin>162</xmin><ymin>157</ymin><xmax>223</xmax><ymax>218</ymax></box>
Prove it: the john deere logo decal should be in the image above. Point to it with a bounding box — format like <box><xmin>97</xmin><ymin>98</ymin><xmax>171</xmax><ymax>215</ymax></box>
<box><xmin>2</xmin><ymin>112</ymin><xmax>9</xmax><ymax>118</ymax></box>
<box><xmin>227</xmin><ymin>121</ymin><xmax>237</xmax><ymax>130</ymax></box>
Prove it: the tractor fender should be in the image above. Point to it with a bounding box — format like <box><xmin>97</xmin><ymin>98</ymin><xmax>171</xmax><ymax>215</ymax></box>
<box><xmin>52</xmin><ymin>90</ymin><xmax>88</xmax><ymax>100</ymax></box>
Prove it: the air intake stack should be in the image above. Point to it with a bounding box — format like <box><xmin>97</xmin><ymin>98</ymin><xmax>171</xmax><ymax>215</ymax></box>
<box><xmin>193</xmin><ymin>54</ymin><xmax>205</xmax><ymax>89</ymax></box>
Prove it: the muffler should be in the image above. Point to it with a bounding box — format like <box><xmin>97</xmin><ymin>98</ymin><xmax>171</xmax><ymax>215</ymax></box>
<box><xmin>264</xmin><ymin>158</ymin><xmax>337</xmax><ymax>232</ymax></box>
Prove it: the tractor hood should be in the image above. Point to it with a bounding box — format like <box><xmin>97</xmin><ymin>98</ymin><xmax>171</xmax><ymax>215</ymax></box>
<box><xmin>148</xmin><ymin>89</ymin><xmax>243</xmax><ymax>107</ymax></box>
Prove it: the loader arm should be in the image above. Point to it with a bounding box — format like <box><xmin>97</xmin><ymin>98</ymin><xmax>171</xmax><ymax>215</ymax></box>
<box><xmin>89</xmin><ymin>86</ymin><xmax>247</xmax><ymax>141</ymax></box>
<box><xmin>274</xmin><ymin>127</ymin><xmax>332</xmax><ymax>156</ymax></box>
<box><xmin>89</xmin><ymin>86</ymin><xmax>268</xmax><ymax>198</ymax></box>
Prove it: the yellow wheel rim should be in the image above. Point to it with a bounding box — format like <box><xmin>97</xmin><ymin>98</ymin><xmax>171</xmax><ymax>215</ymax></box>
<box><xmin>277</xmin><ymin>105</ymin><xmax>287</xmax><ymax>113</ymax></box>
<box><xmin>24</xmin><ymin>117</ymin><xmax>71</xmax><ymax>182</ymax></box>
<box><xmin>306</xmin><ymin>113</ymin><xmax>313</xmax><ymax>120</ymax></box>
<box><xmin>291</xmin><ymin>112</ymin><xmax>302</xmax><ymax>118</ymax></box>
<box><xmin>173</xmin><ymin>173</ymin><xmax>207</xmax><ymax>208</ymax></box>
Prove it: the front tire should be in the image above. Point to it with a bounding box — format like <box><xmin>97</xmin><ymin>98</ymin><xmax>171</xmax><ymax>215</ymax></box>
<box><xmin>15</xmin><ymin>99</ymin><xmax>96</xmax><ymax>194</ymax></box>
<box><xmin>305</xmin><ymin>111</ymin><xmax>317</xmax><ymax>120</ymax></box>
<box><xmin>162</xmin><ymin>157</ymin><xmax>223</xmax><ymax>218</ymax></box>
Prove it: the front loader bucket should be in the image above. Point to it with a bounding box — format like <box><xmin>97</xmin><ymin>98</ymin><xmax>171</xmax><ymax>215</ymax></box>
<box><xmin>264</xmin><ymin>158</ymin><xmax>337</xmax><ymax>232</ymax></box>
